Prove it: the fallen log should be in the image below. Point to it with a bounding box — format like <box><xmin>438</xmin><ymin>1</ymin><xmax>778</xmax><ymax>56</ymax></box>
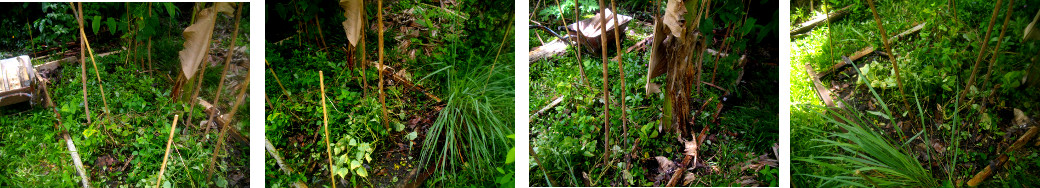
<box><xmin>529</xmin><ymin>39</ymin><xmax>570</xmax><ymax>63</ymax></box>
<box><xmin>790</xmin><ymin>5</ymin><xmax>853</xmax><ymax>35</ymax></box>
<box><xmin>805</xmin><ymin>63</ymin><xmax>835</xmax><ymax>107</ymax></box>
<box><xmin>265</xmin><ymin>139</ymin><xmax>309</xmax><ymax>188</ymax></box>
<box><xmin>967</xmin><ymin>109</ymin><xmax>1038</xmax><ymax>186</ymax></box>
<box><xmin>530</xmin><ymin>95</ymin><xmax>565</xmax><ymax>121</ymax></box>
<box><xmin>37</xmin><ymin>76</ymin><xmax>91</xmax><ymax>188</ymax></box>
<box><xmin>816</xmin><ymin>23</ymin><xmax>925</xmax><ymax>78</ymax></box>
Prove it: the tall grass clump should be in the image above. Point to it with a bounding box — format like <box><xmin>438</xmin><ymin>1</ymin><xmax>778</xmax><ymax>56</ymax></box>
<box><xmin>419</xmin><ymin>52</ymin><xmax>515</xmax><ymax>184</ymax></box>
<box><xmin>798</xmin><ymin>60</ymin><xmax>938</xmax><ymax>187</ymax></box>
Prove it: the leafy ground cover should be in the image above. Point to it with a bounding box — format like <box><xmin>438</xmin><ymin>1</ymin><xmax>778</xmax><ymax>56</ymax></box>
<box><xmin>264</xmin><ymin>0</ymin><xmax>514</xmax><ymax>187</ymax></box>
<box><xmin>0</xmin><ymin>2</ymin><xmax>250</xmax><ymax>187</ymax></box>
<box><xmin>791</xmin><ymin>0</ymin><xmax>1040</xmax><ymax>187</ymax></box>
<box><xmin>529</xmin><ymin>0</ymin><xmax>779</xmax><ymax>186</ymax></box>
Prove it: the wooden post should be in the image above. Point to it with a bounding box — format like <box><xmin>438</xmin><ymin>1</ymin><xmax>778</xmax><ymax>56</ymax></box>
<box><xmin>156</xmin><ymin>115</ymin><xmax>179</xmax><ymax>188</ymax></box>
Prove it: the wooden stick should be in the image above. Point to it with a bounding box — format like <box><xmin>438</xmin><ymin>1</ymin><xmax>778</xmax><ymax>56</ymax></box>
<box><xmin>148</xmin><ymin>2</ymin><xmax>153</xmax><ymax>71</ymax></box>
<box><xmin>320</xmin><ymin>71</ymin><xmax>335</xmax><ymax>188</ymax></box>
<box><xmin>212</xmin><ymin>4</ymin><xmax>246</xmax><ymax>110</ymax></box>
<box><xmin>596</xmin><ymin>0</ymin><xmax>611</xmax><ymax>167</ymax></box>
<box><xmin>79</xmin><ymin>20</ymin><xmax>111</xmax><ymax>117</ymax></box>
<box><xmin>867</xmin><ymin>0</ymin><xmax>908</xmax><ymax>112</ymax></box>
<box><xmin>264</xmin><ymin>60</ymin><xmax>291</xmax><ymax>98</ymax></box>
<box><xmin>968</xmin><ymin>113</ymin><xmax>1036</xmax><ymax>186</ymax></box>
<box><xmin>790</xmin><ymin>5</ymin><xmax>853</xmax><ymax>35</ymax></box>
<box><xmin>205</xmin><ymin>69</ymin><xmax>250</xmax><ymax>180</ymax></box>
<box><xmin>982</xmin><ymin>0</ymin><xmax>1015</xmax><ymax>90</ymax></box>
<box><xmin>156</xmin><ymin>115</ymin><xmax>180</xmax><ymax>188</ymax></box>
<box><xmin>378</xmin><ymin>0</ymin><xmax>389</xmax><ymax>131</ymax></box>
<box><xmin>189</xmin><ymin>3</ymin><xmax>242</xmax><ymax>127</ymax></box>
<box><xmin>574</xmin><ymin>0</ymin><xmax>591</xmax><ymax>86</ymax></box>
<box><xmin>530</xmin><ymin>145</ymin><xmax>559</xmax><ymax>186</ymax></box>
<box><xmin>959</xmin><ymin>0</ymin><xmax>1003</xmax><ymax>105</ymax></box>
<box><xmin>372</xmin><ymin>63</ymin><xmax>441</xmax><ymax>102</ymax></box>
<box><xmin>73</xmin><ymin>2</ymin><xmax>91</xmax><ymax>125</ymax></box>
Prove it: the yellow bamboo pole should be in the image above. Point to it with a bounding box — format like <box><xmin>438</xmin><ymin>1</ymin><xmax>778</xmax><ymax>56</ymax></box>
<box><xmin>320</xmin><ymin>71</ymin><xmax>335</xmax><ymax>188</ymax></box>
<box><xmin>156</xmin><ymin>115</ymin><xmax>180</xmax><ymax>188</ymax></box>
<box><xmin>78</xmin><ymin>18</ymin><xmax>111</xmax><ymax>118</ymax></box>
<box><xmin>72</xmin><ymin>2</ymin><xmax>91</xmax><ymax>125</ymax></box>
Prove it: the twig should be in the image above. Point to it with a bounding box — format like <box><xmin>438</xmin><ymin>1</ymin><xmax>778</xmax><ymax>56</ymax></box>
<box><xmin>156</xmin><ymin>115</ymin><xmax>180</xmax><ymax>188</ymax></box>
<box><xmin>968</xmin><ymin>109</ymin><xmax>1036</xmax><ymax>186</ymax></box>
<box><xmin>205</xmin><ymin>69</ymin><xmax>250</xmax><ymax>181</ymax></box>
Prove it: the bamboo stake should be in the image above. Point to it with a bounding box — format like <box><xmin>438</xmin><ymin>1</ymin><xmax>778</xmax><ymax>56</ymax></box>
<box><xmin>72</xmin><ymin>6</ymin><xmax>111</xmax><ymax>119</ymax></box>
<box><xmin>610</xmin><ymin>1</ymin><xmax>628</xmax><ymax>181</ymax></box>
<box><xmin>73</xmin><ymin>2</ymin><xmax>91</xmax><ymax>125</ymax></box>
<box><xmin>265</xmin><ymin>60</ymin><xmax>291</xmax><ymax>98</ymax></box>
<box><xmin>205</xmin><ymin>69</ymin><xmax>249</xmax><ymax>181</ymax></box>
<box><xmin>320</xmin><ymin>71</ymin><xmax>336</xmax><ymax>188</ymax></box>
<box><xmin>596</xmin><ymin>0</ymin><xmax>611</xmax><ymax>167</ymax></box>
<box><xmin>959</xmin><ymin>0</ymin><xmax>1003</xmax><ymax>105</ymax></box>
<box><xmin>378</xmin><ymin>0</ymin><xmax>389</xmax><ymax>131</ymax></box>
<box><xmin>866</xmin><ymin>0</ymin><xmax>908</xmax><ymax>112</ymax></box>
<box><xmin>982</xmin><ymin>0</ymin><xmax>1015</xmax><ymax>90</ymax></box>
<box><xmin>156</xmin><ymin>115</ymin><xmax>180</xmax><ymax>188</ymax></box>
<box><xmin>573</xmin><ymin>0</ymin><xmax>591</xmax><ymax>86</ymax></box>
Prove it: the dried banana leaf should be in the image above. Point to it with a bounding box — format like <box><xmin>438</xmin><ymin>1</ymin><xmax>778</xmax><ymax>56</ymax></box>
<box><xmin>179</xmin><ymin>2</ymin><xmax>234</xmax><ymax>79</ymax></box>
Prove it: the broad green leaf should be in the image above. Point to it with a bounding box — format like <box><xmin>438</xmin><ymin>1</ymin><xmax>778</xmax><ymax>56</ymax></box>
<box><xmin>405</xmin><ymin>132</ymin><xmax>418</xmax><ymax>140</ymax></box>
<box><xmin>356</xmin><ymin>166</ymin><xmax>368</xmax><ymax>177</ymax></box>
<box><xmin>505</xmin><ymin>147</ymin><xmax>515</xmax><ymax>164</ymax></box>
<box><xmin>91</xmin><ymin>15</ymin><xmax>101</xmax><ymax>34</ymax></box>
<box><xmin>350</xmin><ymin>160</ymin><xmax>361</xmax><ymax>170</ymax></box>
